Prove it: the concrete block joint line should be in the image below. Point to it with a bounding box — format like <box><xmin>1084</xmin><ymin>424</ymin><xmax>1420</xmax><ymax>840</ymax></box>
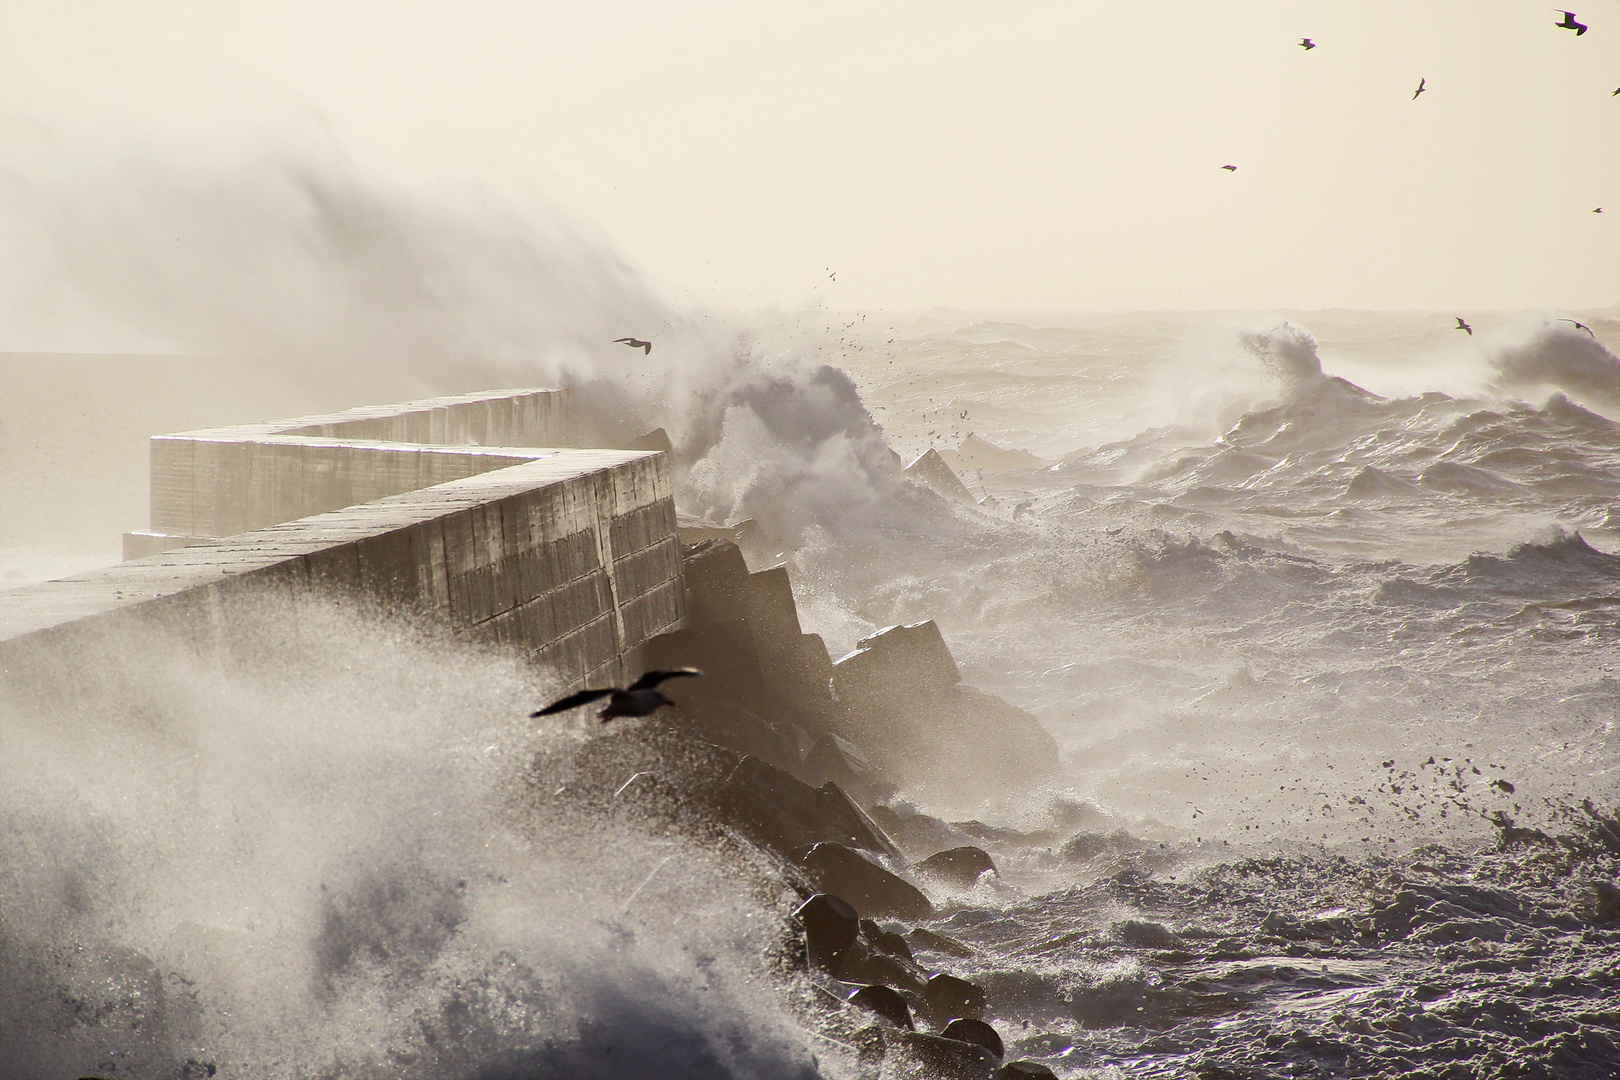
<box><xmin>0</xmin><ymin>388</ymin><xmax>685</xmax><ymax>692</ymax></box>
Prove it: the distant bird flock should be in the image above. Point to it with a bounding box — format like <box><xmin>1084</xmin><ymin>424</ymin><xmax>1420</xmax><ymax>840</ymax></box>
<box><xmin>622</xmin><ymin>17</ymin><xmax>1608</xmax><ymax>356</ymax></box>
<box><xmin>1221</xmin><ymin>17</ymin><xmax>1608</xmax><ymax>340</ymax></box>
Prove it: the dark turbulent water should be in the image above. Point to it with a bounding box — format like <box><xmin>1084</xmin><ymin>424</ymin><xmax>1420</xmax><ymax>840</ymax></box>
<box><xmin>4</xmin><ymin>310</ymin><xmax>1619</xmax><ymax>1078</ymax></box>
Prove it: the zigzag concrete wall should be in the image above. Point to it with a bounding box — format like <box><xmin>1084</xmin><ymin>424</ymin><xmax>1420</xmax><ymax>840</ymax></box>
<box><xmin>127</xmin><ymin>388</ymin><xmax>575</xmax><ymax>556</ymax></box>
<box><xmin>1</xmin><ymin>390</ymin><xmax>684</xmax><ymax>690</ymax></box>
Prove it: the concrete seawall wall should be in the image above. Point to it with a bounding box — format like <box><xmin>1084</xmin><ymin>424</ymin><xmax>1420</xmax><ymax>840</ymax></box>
<box><xmin>130</xmin><ymin>388</ymin><xmax>575</xmax><ymax>556</ymax></box>
<box><xmin>2</xmin><ymin>390</ymin><xmax>684</xmax><ymax>692</ymax></box>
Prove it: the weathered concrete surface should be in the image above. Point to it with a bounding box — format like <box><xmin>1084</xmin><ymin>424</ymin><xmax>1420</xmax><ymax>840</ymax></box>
<box><xmin>4</xmin><ymin>450</ymin><xmax>682</xmax><ymax>690</ymax></box>
<box><xmin>130</xmin><ymin>388</ymin><xmax>572</xmax><ymax>551</ymax></box>
<box><xmin>274</xmin><ymin>388</ymin><xmax>570</xmax><ymax>446</ymax></box>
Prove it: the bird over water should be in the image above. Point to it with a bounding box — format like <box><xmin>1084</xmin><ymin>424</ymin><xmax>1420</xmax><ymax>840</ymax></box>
<box><xmin>1555</xmin><ymin>10</ymin><xmax>1588</xmax><ymax>35</ymax></box>
<box><xmin>531</xmin><ymin>668</ymin><xmax>703</xmax><ymax>722</ymax></box>
<box><xmin>1454</xmin><ymin>317</ymin><xmax>1473</xmax><ymax>336</ymax></box>
<box><xmin>614</xmin><ymin>337</ymin><xmax>653</xmax><ymax>354</ymax></box>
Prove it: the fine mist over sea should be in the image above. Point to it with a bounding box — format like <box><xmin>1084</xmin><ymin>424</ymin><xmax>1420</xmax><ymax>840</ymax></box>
<box><xmin>3</xmin><ymin>151</ymin><xmax>1619</xmax><ymax>1078</ymax></box>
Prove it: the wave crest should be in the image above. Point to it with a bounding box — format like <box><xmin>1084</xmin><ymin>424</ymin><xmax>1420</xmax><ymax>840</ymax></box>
<box><xmin>1488</xmin><ymin>320</ymin><xmax>1620</xmax><ymax>414</ymax></box>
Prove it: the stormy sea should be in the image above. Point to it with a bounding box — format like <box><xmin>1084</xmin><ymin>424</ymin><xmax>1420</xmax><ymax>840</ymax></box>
<box><xmin>2</xmin><ymin>167</ymin><xmax>1618</xmax><ymax>1080</ymax></box>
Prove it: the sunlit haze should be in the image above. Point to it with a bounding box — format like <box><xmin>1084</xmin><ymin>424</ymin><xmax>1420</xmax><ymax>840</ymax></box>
<box><xmin>2</xmin><ymin>0</ymin><xmax>1617</xmax><ymax>327</ymax></box>
<box><xmin>8</xmin><ymin>4</ymin><xmax>1620</xmax><ymax>1078</ymax></box>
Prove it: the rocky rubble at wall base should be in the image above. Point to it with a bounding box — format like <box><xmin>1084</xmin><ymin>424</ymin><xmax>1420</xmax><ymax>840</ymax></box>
<box><xmin>522</xmin><ymin>539</ymin><xmax>1062</xmax><ymax>1078</ymax></box>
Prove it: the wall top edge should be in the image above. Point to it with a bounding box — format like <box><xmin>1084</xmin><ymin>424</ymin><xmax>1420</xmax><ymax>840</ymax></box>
<box><xmin>158</xmin><ymin>386</ymin><xmax>567</xmax><ymax>442</ymax></box>
<box><xmin>149</xmin><ymin>434</ymin><xmax>571</xmax><ymax>458</ymax></box>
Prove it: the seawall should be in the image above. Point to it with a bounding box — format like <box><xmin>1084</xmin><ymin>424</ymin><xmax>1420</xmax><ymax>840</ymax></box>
<box><xmin>1</xmin><ymin>390</ymin><xmax>682</xmax><ymax>690</ymax></box>
<box><xmin>127</xmin><ymin>387</ymin><xmax>576</xmax><ymax>556</ymax></box>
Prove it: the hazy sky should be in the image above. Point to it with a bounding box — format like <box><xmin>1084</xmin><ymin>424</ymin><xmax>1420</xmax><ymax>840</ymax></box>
<box><xmin>2</xmin><ymin>0</ymin><xmax>1617</xmax><ymax>316</ymax></box>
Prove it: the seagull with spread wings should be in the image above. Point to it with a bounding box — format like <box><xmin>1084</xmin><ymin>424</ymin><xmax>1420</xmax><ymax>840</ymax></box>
<box><xmin>1454</xmin><ymin>317</ymin><xmax>1473</xmax><ymax>336</ymax></box>
<box><xmin>1555</xmin><ymin>10</ymin><xmax>1588</xmax><ymax>35</ymax></box>
<box><xmin>1412</xmin><ymin>77</ymin><xmax>1427</xmax><ymax>100</ymax></box>
<box><xmin>531</xmin><ymin>668</ymin><xmax>703</xmax><ymax>722</ymax></box>
<box><xmin>614</xmin><ymin>337</ymin><xmax>653</xmax><ymax>355</ymax></box>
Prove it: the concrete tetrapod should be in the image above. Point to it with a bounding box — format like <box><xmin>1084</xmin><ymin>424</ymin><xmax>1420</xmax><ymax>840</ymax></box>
<box><xmin>848</xmin><ymin>984</ymin><xmax>915</xmax><ymax>1030</ymax></box>
<box><xmin>797</xmin><ymin>842</ymin><xmax>932</xmax><ymax>920</ymax></box>
<box><xmin>998</xmin><ymin>1063</ymin><xmax>1058</xmax><ymax>1079</ymax></box>
<box><xmin>924</xmin><ymin>972</ymin><xmax>987</xmax><ymax>1024</ymax></box>
<box><xmin>860</xmin><ymin>918</ymin><xmax>915</xmax><ymax>961</ymax></box>
<box><xmin>916</xmin><ymin>845</ymin><xmax>997</xmax><ymax>888</ymax></box>
<box><xmin>941</xmin><ymin>1017</ymin><xmax>1004</xmax><ymax>1058</ymax></box>
<box><xmin>793</xmin><ymin>893</ymin><xmax>860</xmax><ymax>975</ymax></box>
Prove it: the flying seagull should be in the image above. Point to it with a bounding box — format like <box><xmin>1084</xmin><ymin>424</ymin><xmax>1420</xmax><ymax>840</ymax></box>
<box><xmin>1595</xmin><ymin>207</ymin><xmax>1605</xmax><ymax>213</ymax></box>
<box><xmin>1454</xmin><ymin>317</ymin><xmax>1473</xmax><ymax>336</ymax></box>
<box><xmin>1559</xmin><ymin>318</ymin><xmax>1595</xmax><ymax>336</ymax></box>
<box><xmin>1412</xmin><ymin>77</ymin><xmax>1427</xmax><ymax>100</ymax></box>
<box><xmin>614</xmin><ymin>337</ymin><xmax>653</xmax><ymax>355</ymax></box>
<box><xmin>1299</xmin><ymin>38</ymin><xmax>1316</xmax><ymax>50</ymax></box>
<box><xmin>1555</xmin><ymin>10</ymin><xmax>1588</xmax><ymax>35</ymax></box>
<box><xmin>1221</xmin><ymin>164</ymin><xmax>1237</xmax><ymax>172</ymax></box>
<box><xmin>531</xmin><ymin>668</ymin><xmax>703</xmax><ymax>722</ymax></box>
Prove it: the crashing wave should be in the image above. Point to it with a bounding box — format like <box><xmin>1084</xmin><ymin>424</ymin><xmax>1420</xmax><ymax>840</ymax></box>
<box><xmin>1488</xmin><ymin>320</ymin><xmax>1620</xmax><ymax>415</ymax></box>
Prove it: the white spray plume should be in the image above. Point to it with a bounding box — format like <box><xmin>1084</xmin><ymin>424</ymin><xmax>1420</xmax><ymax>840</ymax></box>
<box><xmin>1239</xmin><ymin>321</ymin><xmax>1327</xmax><ymax>395</ymax></box>
<box><xmin>3</xmin><ymin>140</ymin><xmax>936</xmax><ymax>543</ymax></box>
<box><xmin>1487</xmin><ymin>319</ymin><xmax>1620</xmax><ymax>416</ymax></box>
<box><xmin>0</xmin><ymin>596</ymin><xmax>824</xmax><ymax>1079</ymax></box>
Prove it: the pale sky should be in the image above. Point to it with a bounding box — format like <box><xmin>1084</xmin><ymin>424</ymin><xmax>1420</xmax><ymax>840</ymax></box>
<box><xmin>2</xmin><ymin>0</ymin><xmax>1617</xmax><ymax>317</ymax></box>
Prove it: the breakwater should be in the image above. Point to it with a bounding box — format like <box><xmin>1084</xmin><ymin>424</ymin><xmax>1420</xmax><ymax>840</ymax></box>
<box><xmin>2</xmin><ymin>390</ymin><xmax>680</xmax><ymax>690</ymax></box>
<box><xmin>0</xmin><ymin>386</ymin><xmax>1070</xmax><ymax>1079</ymax></box>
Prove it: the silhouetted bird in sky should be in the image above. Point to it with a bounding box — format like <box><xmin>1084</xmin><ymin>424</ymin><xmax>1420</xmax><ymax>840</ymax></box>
<box><xmin>1299</xmin><ymin>38</ymin><xmax>1316</xmax><ymax>50</ymax></box>
<box><xmin>1612</xmin><ymin>87</ymin><xmax>1619</xmax><ymax>95</ymax></box>
<box><xmin>1595</xmin><ymin>208</ymin><xmax>1604</xmax><ymax>213</ymax></box>
<box><xmin>1555</xmin><ymin>10</ymin><xmax>1588</xmax><ymax>35</ymax></box>
<box><xmin>1412</xmin><ymin>78</ymin><xmax>1427</xmax><ymax>100</ymax></box>
<box><xmin>1454</xmin><ymin>317</ymin><xmax>1473</xmax><ymax>336</ymax></box>
<box><xmin>531</xmin><ymin>668</ymin><xmax>702</xmax><ymax>722</ymax></box>
<box><xmin>614</xmin><ymin>337</ymin><xmax>653</xmax><ymax>354</ymax></box>
<box><xmin>1221</xmin><ymin>164</ymin><xmax>1237</xmax><ymax>172</ymax></box>
<box><xmin>1560</xmin><ymin>318</ymin><xmax>1595</xmax><ymax>336</ymax></box>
